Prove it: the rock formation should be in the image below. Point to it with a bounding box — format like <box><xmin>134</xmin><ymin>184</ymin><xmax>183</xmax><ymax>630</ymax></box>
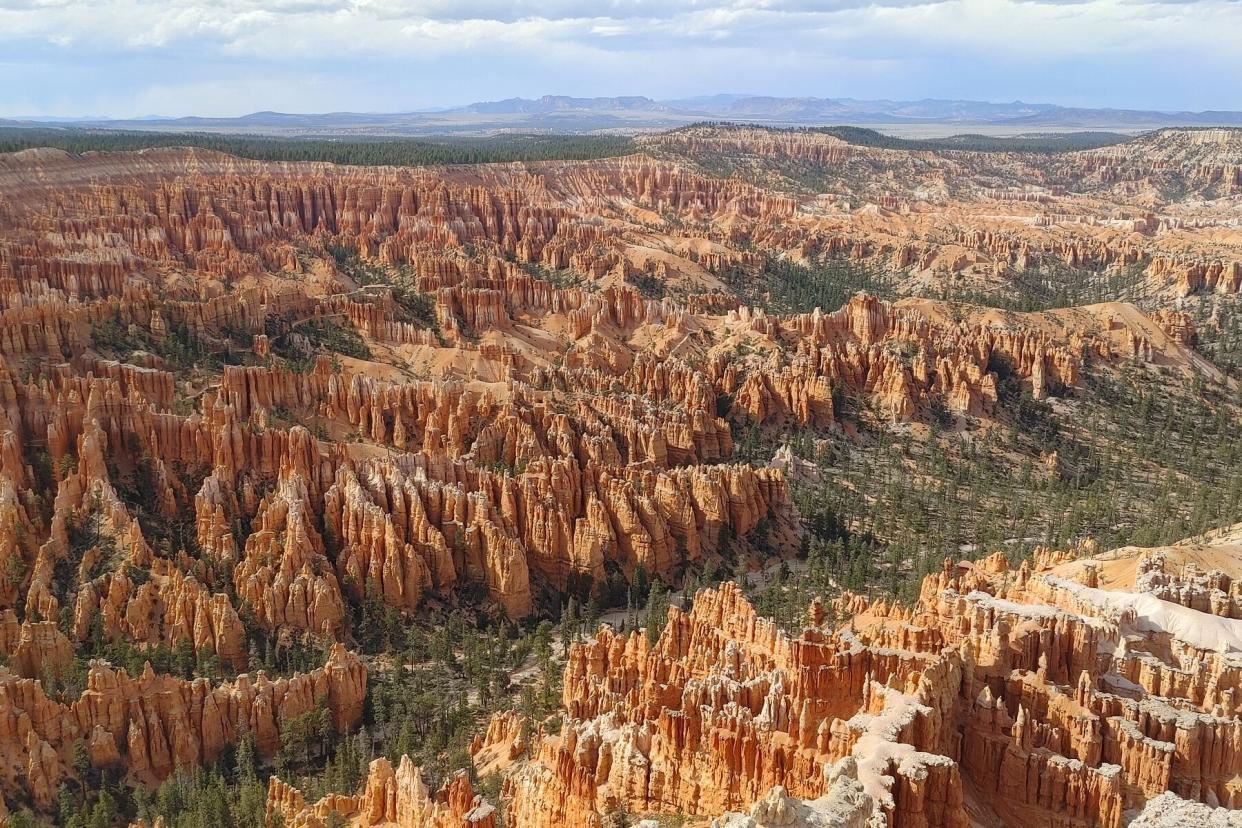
<box><xmin>0</xmin><ymin>644</ymin><xmax>365</xmax><ymax>804</ymax></box>
<box><xmin>266</xmin><ymin>755</ymin><xmax>497</xmax><ymax>828</ymax></box>
<box><xmin>647</xmin><ymin>125</ymin><xmax>1242</xmax><ymax>299</ymax></box>
<box><xmin>478</xmin><ymin>532</ymin><xmax>1242</xmax><ymax>828</ymax></box>
<box><xmin>0</xmin><ymin>130</ymin><xmax>1238</xmax><ymax>822</ymax></box>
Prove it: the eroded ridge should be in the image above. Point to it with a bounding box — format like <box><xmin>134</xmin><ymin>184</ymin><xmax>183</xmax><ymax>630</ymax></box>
<box><xmin>473</xmin><ymin>535</ymin><xmax>1242</xmax><ymax>828</ymax></box>
<box><xmin>0</xmin><ymin>136</ymin><xmax>1238</xmax><ymax>824</ymax></box>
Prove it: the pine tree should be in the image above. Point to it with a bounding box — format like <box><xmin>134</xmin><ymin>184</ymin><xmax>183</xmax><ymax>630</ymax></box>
<box><xmin>644</xmin><ymin>579</ymin><xmax>669</xmax><ymax>646</ymax></box>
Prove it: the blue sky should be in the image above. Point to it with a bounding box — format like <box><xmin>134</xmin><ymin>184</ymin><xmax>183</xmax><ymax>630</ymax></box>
<box><xmin>2</xmin><ymin>0</ymin><xmax>1241</xmax><ymax>118</ymax></box>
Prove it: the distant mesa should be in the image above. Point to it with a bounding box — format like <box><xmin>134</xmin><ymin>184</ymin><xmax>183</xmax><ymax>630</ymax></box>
<box><xmin>6</xmin><ymin>94</ymin><xmax>1242</xmax><ymax>137</ymax></box>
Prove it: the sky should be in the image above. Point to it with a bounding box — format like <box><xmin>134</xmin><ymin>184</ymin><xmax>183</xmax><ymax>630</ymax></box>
<box><xmin>2</xmin><ymin>0</ymin><xmax>1241</xmax><ymax>118</ymax></box>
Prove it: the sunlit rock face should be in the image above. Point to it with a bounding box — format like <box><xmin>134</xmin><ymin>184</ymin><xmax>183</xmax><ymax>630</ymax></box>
<box><xmin>267</xmin><ymin>756</ymin><xmax>498</xmax><ymax>828</ymax></box>
<box><xmin>481</xmin><ymin>531</ymin><xmax>1242</xmax><ymax>828</ymax></box>
<box><xmin>0</xmin><ymin>131</ymin><xmax>1239</xmax><ymax>822</ymax></box>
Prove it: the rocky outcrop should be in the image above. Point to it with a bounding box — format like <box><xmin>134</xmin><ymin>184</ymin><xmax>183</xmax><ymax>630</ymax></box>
<box><xmin>1148</xmin><ymin>309</ymin><xmax>1198</xmax><ymax>345</ymax></box>
<box><xmin>0</xmin><ymin>616</ymin><xmax>73</xmax><ymax>679</ymax></box>
<box><xmin>0</xmin><ymin>147</ymin><xmax>794</xmax><ymax>304</ymax></box>
<box><xmin>214</xmin><ymin>355</ymin><xmax>793</xmax><ymax>620</ymax></box>
<box><xmin>0</xmin><ymin>132</ymin><xmax>1238</xmax><ymax>825</ymax></box>
<box><xmin>714</xmin><ymin>293</ymin><xmax>1082</xmax><ymax>425</ymax></box>
<box><xmin>71</xmin><ymin>567</ymin><xmax>247</xmax><ymax>668</ymax></box>
<box><xmin>1</xmin><ymin>337</ymin><xmax>793</xmax><ymax>630</ymax></box>
<box><xmin>483</xmin><ymin>535</ymin><xmax>1242</xmax><ymax>828</ymax></box>
<box><xmin>0</xmin><ymin>644</ymin><xmax>365</xmax><ymax>801</ymax></box>
<box><xmin>711</xmin><ymin>760</ymin><xmax>873</xmax><ymax>828</ymax></box>
<box><xmin>649</xmin><ymin>125</ymin><xmax>1242</xmax><ymax>299</ymax></box>
<box><xmin>486</xmin><ymin>581</ymin><xmax>967</xmax><ymax>828</ymax></box>
<box><xmin>266</xmin><ymin>755</ymin><xmax>497</xmax><ymax>828</ymax></box>
<box><xmin>233</xmin><ymin>470</ymin><xmax>348</xmax><ymax>637</ymax></box>
<box><xmin>1134</xmin><ymin>549</ymin><xmax>1242</xmax><ymax>618</ymax></box>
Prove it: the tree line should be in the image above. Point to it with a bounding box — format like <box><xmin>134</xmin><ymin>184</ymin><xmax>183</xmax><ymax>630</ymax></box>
<box><xmin>0</xmin><ymin>128</ymin><xmax>636</xmax><ymax>167</ymax></box>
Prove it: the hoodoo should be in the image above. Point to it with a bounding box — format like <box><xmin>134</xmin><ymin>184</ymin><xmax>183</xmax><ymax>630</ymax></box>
<box><xmin>0</xmin><ymin>109</ymin><xmax>1240</xmax><ymax>828</ymax></box>
<box><xmin>477</xmin><ymin>533</ymin><xmax>1242</xmax><ymax>827</ymax></box>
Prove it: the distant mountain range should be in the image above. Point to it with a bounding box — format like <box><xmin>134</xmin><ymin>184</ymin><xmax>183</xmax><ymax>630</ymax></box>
<box><xmin>6</xmin><ymin>94</ymin><xmax>1242</xmax><ymax>137</ymax></box>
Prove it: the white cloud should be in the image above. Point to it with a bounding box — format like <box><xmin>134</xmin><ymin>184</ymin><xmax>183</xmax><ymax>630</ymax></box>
<box><xmin>0</xmin><ymin>0</ymin><xmax>1239</xmax><ymax>115</ymax></box>
<box><xmin>2</xmin><ymin>0</ymin><xmax>1237</xmax><ymax>58</ymax></box>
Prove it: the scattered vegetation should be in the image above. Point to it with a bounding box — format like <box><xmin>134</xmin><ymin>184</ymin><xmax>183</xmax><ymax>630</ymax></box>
<box><xmin>520</xmin><ymin>262</ymin><xmax>588</xmax><ymax>291</ymax></box>
<box><xmin>738</xmin><ymin>356</ymin><xmax>1242</xmax><ymax>620</ymax></box>
<box><xmin>89</xmin><ymin>312</ymin><xmax>223</xmax><ymax>371</ymax></box>
<box><xmin>293</xmin><ymin>318</ymin><xmax>372</xmax><ymax>361</ymax></box>
<box><xmin>722</xmin><ymin>254</ymin><xmax>893</xmax><ymax>315</ymax></box>
<box><xmin>628</xmin><ymin>271</ymin><xmax>668</xmax><ymax>300</ymax></box>
<box><xmin>326</xmin><ymin>244</ymin><xmax>439</xmax><ymax>330</ymax></box>
<box><xmin>930</xmin><ymin>262</ymin><xmax>1152</xmax><ymax>312</ymax></box>
<box><xmin>1190</xmin><ymin>298</ymin><xmax>1242</xmax><ymax>378</ymax></box>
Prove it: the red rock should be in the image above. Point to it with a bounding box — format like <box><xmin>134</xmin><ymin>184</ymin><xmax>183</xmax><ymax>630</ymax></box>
<box><xmin>267</xmin><ymin>755</ymin><xmax>498</xmax><ymax>828</ymax></box>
